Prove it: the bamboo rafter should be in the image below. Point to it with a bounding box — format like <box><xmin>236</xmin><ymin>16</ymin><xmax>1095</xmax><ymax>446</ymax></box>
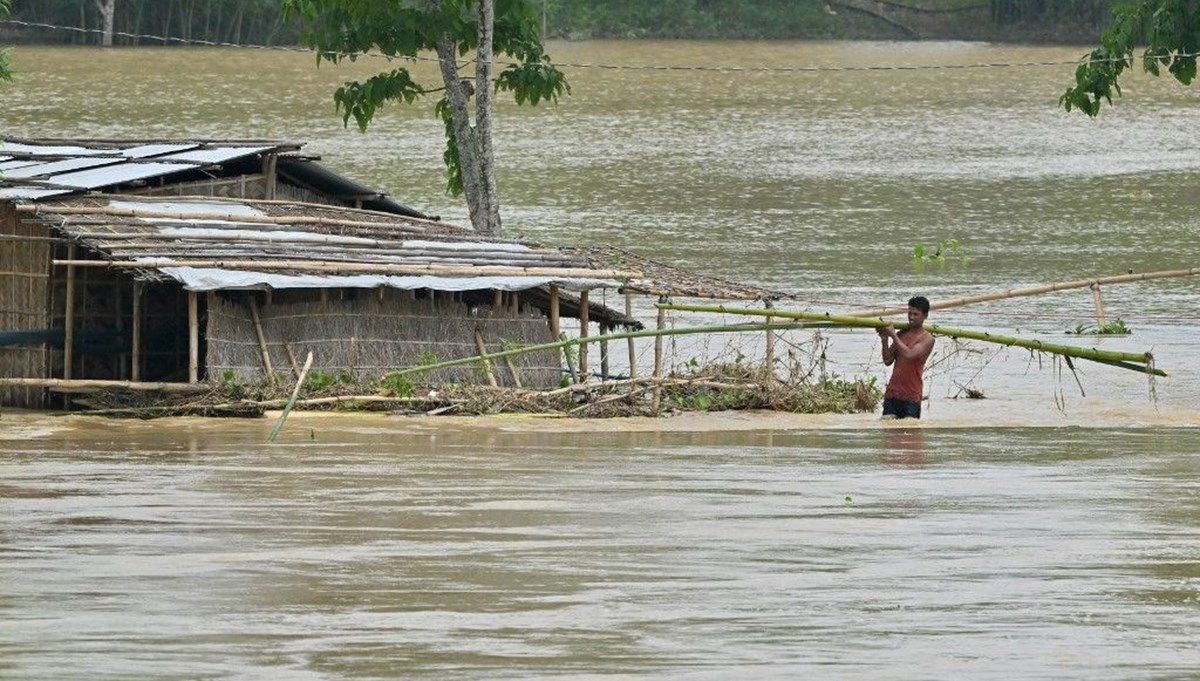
<box><xmin>51</xmin><ymin>258</ymin><xmax>642</xmax><ymax>279</ymax></box>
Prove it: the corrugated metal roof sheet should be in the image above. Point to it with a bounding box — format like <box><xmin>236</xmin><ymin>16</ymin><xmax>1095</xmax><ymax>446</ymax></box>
<box><xmin>160</xmin><ymin>146</ymin><xmax>273</xmax><ymax>164</ymax></box>
<box><xmin>0</xmin><ymin>159</ymin><xmax>43</xmax><ymax>172</ymax></box>
<box><xmin>47</xmin><ymin>161</ymin><xmax>197</xmax><ymax>189</ymax></box>
<box><xmin>1</xmin><ymin>142</ymin><xmax>116</xmax><ymax>156</ymax></box>
<box><xmin>122</xmin><ymin>143</ymin><xmax>201</xmax><ymax>158</ymax></box>
<box><xmin>0</xmin><ymin>187</ymin><xmax>73</xmax><ymax>200</ymax></box>
<box><xmin>4</xmin><ymin>156</ymin><xmax>119</xmax><ymax>178</ymax></box>
<box><xmin>1</xmin><ymin>137</ymin><xmax>435</xmax><ymax>221</ymax></box>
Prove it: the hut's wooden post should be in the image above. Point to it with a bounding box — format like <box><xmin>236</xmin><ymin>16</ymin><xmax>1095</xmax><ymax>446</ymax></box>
<box><xmin>548</xmin><ymin>285</ymin><xmax>561</xmax><ymax>338</ymax></box>
<box><xmin>261</xmin><ymin>153</ymin><xmax>278</xmax><ymax>200</ymax></box>
<box><xmin>248</xmin><ymin>294</ymin><xmax>275</xmax><ymax>383</ymax></box>
<box><xmin>653</xmin><ymin>297</ymin><xmax>666</xmax><ymax>379</ymax></box>
<box><xmin>474</xmin><ymin>328</ymin><xmax>498</xmax><ymax>387</ymax></box>
<box><xmin>188</xmin><ymin>291</ymin><xmax>199</xmax><ymax>383</ymax></box>
<box><xmin>131</xmin><ymin>280</ymin><xmax>142</xmax><ymax>381</ymax></box>
<box><xmin>1090</xmin><ymin>283</ymin><xmax>1107</xmax><ymax>327</ymax></box>
<box><xmin>599</xmin><ymin>324</ymin><xmax>610</xmax><ymax>382</ymax></box>
<box><xmin>493</xmin><ymin>289</ymin><xmax>503</xmax><ymax>308</ymax></box>
<box><xmin>652</xmin><ymin>296</ymin><xmax>667</xmax><ymax>412</ymax></box>
<box><xmin>764</xmin><ymin>301</ymin><xmax>775</xmax><ymax>384</ymax></box>
<box><xmin>63</xmin><ymin>244</ymin><xmax>77</xmax><ymax>380</ymax></box>
<box><xmin>625</xmin><ymin>290</ymin><xmax>637</xmax><ymax>378</ymax></box>
<box><xmin>578</xmin><ymin>290</ymin><xmax>589</xmax><ymax>383</ymax></box>
<box><xmin>115</xmin><ymin>278</ymin><xmax>126</xmax><ymax>378</ymax></box>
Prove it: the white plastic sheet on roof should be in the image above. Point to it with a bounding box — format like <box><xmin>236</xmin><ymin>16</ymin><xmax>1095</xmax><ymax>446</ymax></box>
<box><xmin>161</xmin><ymin>267</ymin><xmax>621</xmax><ymax>293</ymax></box>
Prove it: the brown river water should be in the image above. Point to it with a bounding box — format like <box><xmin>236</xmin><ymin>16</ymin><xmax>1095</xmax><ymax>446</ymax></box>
<box><xmin>3</xmin><ymin>41</ymin><xmax>1200</xmax><ymax>679</ymax></box>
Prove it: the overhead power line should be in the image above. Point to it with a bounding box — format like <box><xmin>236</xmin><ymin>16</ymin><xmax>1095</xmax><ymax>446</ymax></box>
<box><xmin>2</xmin><ymin>19</ymin><xmax>1192</xmax><ymax>74</ymax></box>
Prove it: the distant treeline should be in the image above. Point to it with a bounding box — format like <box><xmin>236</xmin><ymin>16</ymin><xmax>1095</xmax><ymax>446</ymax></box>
<box><xmin>2</xmin><ymin>0</ymin><xmax>1122</xmax><ymax>44</ymax></box>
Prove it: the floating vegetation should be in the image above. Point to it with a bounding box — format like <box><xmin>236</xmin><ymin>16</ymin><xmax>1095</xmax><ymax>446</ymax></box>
<box><xmin>1067</xmin><ymin>319</ymin><xmax>1132</xmax><ymax>336</ymax></box>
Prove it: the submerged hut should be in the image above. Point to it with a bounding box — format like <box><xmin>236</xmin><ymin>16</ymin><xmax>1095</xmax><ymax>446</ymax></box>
<box><xmin>1</xmin><ymin>137</ymin><xmax>786</xmax><ymax>410</ymax></box>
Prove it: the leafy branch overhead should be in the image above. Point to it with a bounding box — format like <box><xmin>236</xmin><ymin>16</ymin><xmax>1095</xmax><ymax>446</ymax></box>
<box><xmin>1062</xmin><ymin>0</ymin><xmax>1200</xmax><ymax>116</ymax></box>
<box><xmin>282</xmin><ymin>0</ymin><xmax>569</xmax><ymax>236</ymax></box>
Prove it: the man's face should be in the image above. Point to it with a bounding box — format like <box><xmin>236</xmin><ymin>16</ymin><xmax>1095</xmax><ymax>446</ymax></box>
<box><xmin>907</xmin><ymin>306</ymin><xmax>927</xmax><ymax>327</ymax></box>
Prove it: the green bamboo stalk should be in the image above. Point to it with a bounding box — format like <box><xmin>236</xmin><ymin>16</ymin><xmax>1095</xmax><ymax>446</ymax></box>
<box><xmin>385</xmin><ymin>322</ymin><xmax>819</xmax><ymax>379</ymax></box>
<box><xmin>268</xmin><ymin>351</ymin><xmax>314</xmax><ymax>442</ymax></box>
<box><xmin>657</xmin><ymin>303</ymin><xmax>1166</xmax><ymax>377</ymax></box>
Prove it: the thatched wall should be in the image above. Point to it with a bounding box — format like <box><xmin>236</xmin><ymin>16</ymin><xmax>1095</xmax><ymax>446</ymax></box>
<box><xmin>206</xmin><ymin>289</ymin><xmax>563</xmax><ymax>387</ymax></box>
<box><xmin>0</xmin><ymin>209</ymin><xmax>50</xmax><ymax>408</ymax></box>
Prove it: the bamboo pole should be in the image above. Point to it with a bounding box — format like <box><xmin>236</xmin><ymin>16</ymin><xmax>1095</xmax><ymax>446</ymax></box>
<box><xmin>283</xmin><ymin>342</ymin><xmax>301</xmax><ymax>378</ymax></box>
<box><xmin>657</xmin><ymin>303</ymin><xmax>1165</xmax><ymax>376</ymax></box>
<box><xmin>579</xmin><ymin>290</ymin><xmax>589</xmax><ymax>383</ymax></box>
<box><xmin>247</xmin><ymin>295</ymin><xmax>275</xmax><ymax>382</ymax></box>
<box><xmin>52</xmin><ymin>259</ymin><xmax>642</xmax><ymax>280</ymax></box>
<box><xmin>474</xmin><ymin>329</ymin><xmax>499</xmax><ymax>387</ymax></box>
<box><xmin>625</xmin><ymin>291</ymin><xmax>638</xmax><ymax>378</ymax></box>
<box><xmin>382</xmin><ymin>321</ymin><xmax>822</xmax><ymax>380</ymax></box>
<box><xmin>505</xmin><ymin>356</ymin><xmax>524</xmax><ymax>388</ymax></box>
<box><xmin>188</xmin><ymin>291</ymin><xmax>199</xmax><ymax>383</ymax></box>
<box><xmin>267</xmin><ymin>351</ymin><xmax>314</xmax><ymax>443</ymax></box>
<box><xmin>1090</xmin><ymin>283</ymin><xmax>1107</xmax><ymax>327</ymax></box>
<box><xmin>764</xmin><ymin>301</ymin><xmax>775</xmax><ymax>383</ymax></box>
<box><xmin>63</xmin><ymin>244</ymin><xmax>76</xmax><ymax>381</ymax></box>
<box><xmin>653</xmin><ymin>299</ymin><xmax>666</xmax><ymax>412</ymax></box>
<box><xmin>848</xmin><ymin>267</ymin><xmax>1200</xmax><ymax>317</ymax></box>
<box><xmin>654</xmin><ymin>297</ymin><xmax>666</xmax><ymax>378</ymax></box>
<box><xmin>0</xmin><ymin>378</ymin><xmax>210</xmax><ymax>393</ymax></box>
<box><xmin>548</xmin><ymin>285</ymin><xmax>561</xmax><ymax>337</ymax></box>
<box><xmin>599</xmin><ymin>324</ymin><xmax>610</xmax><ymax>381</ymax></box>
<box><xmin>131</xmin><ymin>280</ymin><xmax>142</xmax><ymax>381</ymax></box>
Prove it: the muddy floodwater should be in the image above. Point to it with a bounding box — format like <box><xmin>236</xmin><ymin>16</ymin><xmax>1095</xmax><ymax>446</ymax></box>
<box><xmin>2</xmin><ymin>412</ymin><xmax>1200</xmax><ymax>680</ymax></box>
<box><xmin>3</xmin><ymin>39</ymin><xmax>1200</xmax><ymax>679</ymax></box>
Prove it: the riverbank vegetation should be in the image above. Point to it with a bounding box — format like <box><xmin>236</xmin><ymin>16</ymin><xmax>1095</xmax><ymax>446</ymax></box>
<box><xmin>2</xmin><ymin>0</ymin><xmax>1124</xmax><ymax>45</ymax></box>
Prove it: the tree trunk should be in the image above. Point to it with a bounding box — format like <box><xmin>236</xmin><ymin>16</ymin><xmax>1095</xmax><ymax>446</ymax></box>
<box><xmin>433</xmin><ymin>0</ymin><xmax>502</xmax><ymax>237</ymax></box>
<box><xmin>475</xmin><ymin>0</ymin><xmax>502</xmax><ymax>235</ymax></box>
<box><xmin>93</xmin><ymin>0</ymin><xmax>116</xmax><ymax>47</ymax></box>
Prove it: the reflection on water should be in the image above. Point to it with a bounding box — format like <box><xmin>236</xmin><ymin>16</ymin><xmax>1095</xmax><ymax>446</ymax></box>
<box><xmin>2</xmin><ymin>416</ymin><xmax>1200</xmax><ymax>679</ymax></box>
<box><xmin>883</xmin><ymin>427</ymin><xmax>926</xmax><ymax>465</ymax></box>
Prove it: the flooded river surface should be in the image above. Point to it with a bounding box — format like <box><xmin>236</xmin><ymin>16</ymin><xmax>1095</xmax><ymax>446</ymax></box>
<box><xmin>3</xmin><ymin>414</ymin><xmax>1200</xmax><ymax>680</ymax></box>
<box><xmin>3</xmin><ymin>40</ymin><xmax>1200</xmax><ymax>679</ymax></box>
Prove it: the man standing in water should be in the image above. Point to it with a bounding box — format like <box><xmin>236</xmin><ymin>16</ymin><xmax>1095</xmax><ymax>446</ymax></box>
<box><xmin>877</xmin><ymin>295</ymin><xmax>935</xmax><ymax>419</ymax></box>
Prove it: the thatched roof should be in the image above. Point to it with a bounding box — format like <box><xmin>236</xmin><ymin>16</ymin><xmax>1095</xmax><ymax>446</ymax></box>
<box><xmin>13</xmin><ymin>194</ymin><xmax>642</xmax><ymax>327</ymax></box>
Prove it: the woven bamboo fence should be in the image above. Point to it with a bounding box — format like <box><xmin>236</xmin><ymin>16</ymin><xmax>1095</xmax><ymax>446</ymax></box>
<box><xmin>0</xmin><ymin>211</ymin><xmax>52</xmax><ymax>408</ymax></box>
<box><xmin>206</xmin><ymin>290</ymin><xmax>563</xmax><ymax>387</ymax></box>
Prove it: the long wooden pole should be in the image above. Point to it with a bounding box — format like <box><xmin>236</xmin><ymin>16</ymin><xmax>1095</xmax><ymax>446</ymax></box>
<box><xmin>131</xmin><ymin>280</ymin><xmax>142</xmax><ymax>381</ymax></box>
<box><xmin>848</xmin><ymin>267</ymin><xmax>1200</xmax><ymax>317</ymax></box>
<box><xmin>63</xmin><ymin>244</ymin><xmax>77</xmax><ymax>381</ymax></box>
<box><xmin>625</xmin><ymin>291</ymin><xmax>637</xmax><ymax>378</ymax></box>
<box><xmin>474</xmin><ymin>329</ymin><xmax>499</xmax><ymax>387</ymax></box>
<box><xmin>0</xmin><ymin>378</ymin><xmax>209</xmax><ymax>393</ymax></box>
<box><xmin>188</xmin><ymin>291</ymin><xmax>199</xmax><ymax>383</ymax></box>
<box><xmin>578</xmin><ymin>290</ymin><xmax>589</xmax><ymax>383</ymax></box>
<box><xmin>383</xmin><ymin>321</ymin><xmax>822</xmax><ymax>380</ymax></box>
<box><xmin>247</xmin><ymin>295</ymin><xmax>275</xmax><ymax>382</ymax></box>
<box><xmin>657</xmin><ymin>303</ymin><xmax>1165</xmax><ymax>376</ymax></box>
<box><xmin>52</xmin><ymin>259</ymin><xmax>640</xmax><ymax>280</ymax></box>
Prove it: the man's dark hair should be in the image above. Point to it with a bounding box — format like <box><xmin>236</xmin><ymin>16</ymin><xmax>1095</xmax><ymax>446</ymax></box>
<box><xmin>908</xmin><ymin>295</ymin><xmax>930</xmax><ymax>315</ymax></box>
